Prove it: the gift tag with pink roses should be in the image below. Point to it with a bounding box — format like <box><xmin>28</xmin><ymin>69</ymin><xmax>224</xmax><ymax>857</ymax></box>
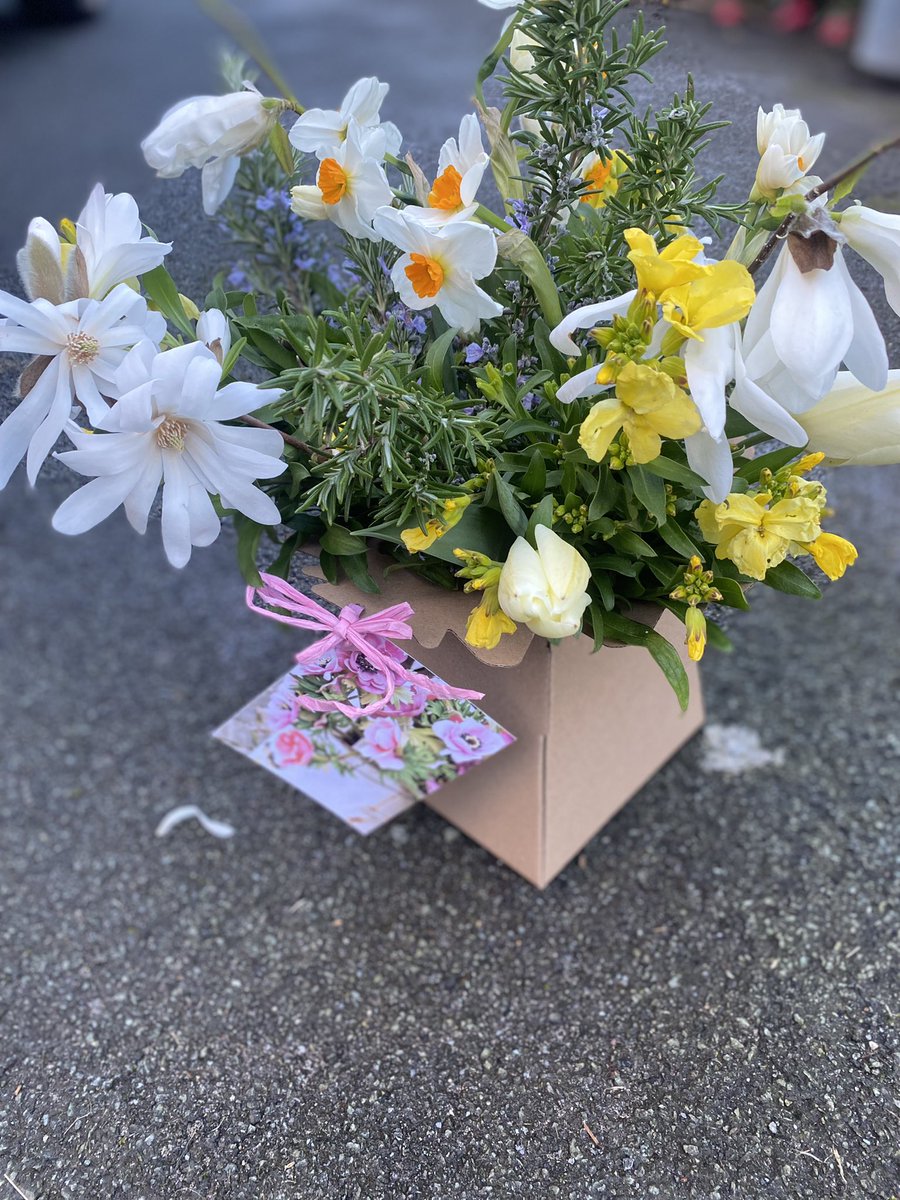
<box><xmin>213</xmin><ymin>644</ymin><xmax>515</xmax><ymax>835</ymax></box>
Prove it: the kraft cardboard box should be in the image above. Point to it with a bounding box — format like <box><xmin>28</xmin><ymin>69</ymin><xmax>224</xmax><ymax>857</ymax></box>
<box><xmin>304</xmin><ymin>553</ymin><xmax>705</xmax><ymax>888</ymax></box>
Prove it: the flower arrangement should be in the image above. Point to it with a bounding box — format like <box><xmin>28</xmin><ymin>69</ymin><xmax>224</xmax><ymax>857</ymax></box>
<box><xmin>3</xmin><ymin>0</ymin><xmax>900</xmax><ymax>708</ymax></box>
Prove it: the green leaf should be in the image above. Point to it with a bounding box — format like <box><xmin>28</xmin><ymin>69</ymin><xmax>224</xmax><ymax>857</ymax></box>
<box><xmin>657</xmin><ymin>519</ymin><xmax>702</xmax><ymax>561</ymax></box>
<box><xmin>713</xmin><ymin>576</ymin><xmax>750</xmax><ymax>610</ymax></box>
<box><xmin>319</xmin><ymin>549</ymin><xmax>340</xmax><ymax>585</ymax></box>
<box><xmin>234</xmin><ymin>514</ymin><xmax>264</xmax><ymax>587</ymax></box>
<box><xmin>493</xmin><ymin>472</ymin><xmax>529</xmax><ymax>537</ymax></box>
<box><xmin>604</xmin><ymin>612</ymin><xmax>690</xmax><ymax>711</ymax></box>
<box><xmin>628</xmin><ymin>465</ymin><xmax>668</xmax><ymax>525</ymax></box>
<box><xmin>425</xmin><ymin>503</ymin><xmax>514</xmax><ymax>565</ymax></box>
<box><xmin>267</xmin><ymin>533</ymin><xmax>300</xmax><ymax>580</ymax></box>
<box><xmin>610</xmin><ymin>529</ymin><xmax>656</xmax><ymax>558</ymax></box>
<box><xmin>737</xmin><ymin>444</ymin><xmax>804</xmax><ymax>484</ymax></box>
<box><xmin>219</xmin><ymin>335</ymin><xmax>246</xmax><ymax>381</ymax></box>
<box><xmin>475</xmin><ymin>13</ymin><xmax>517</xmax><ymax>107</ymax></box>
<box><xmin>320</xmin><ymin>523</ymin><xmax>366</xmax><ymax>556</ymax></box>
<box><xmin>426</xmin><ymin>327</ymin><xmax>459</xmax><ymax>392</ymax></box>
<box><xmin>641</xmin><ymin>456</ymin><xmax>709</xmax><ymax>490</ymax></box>
<box><xmin>142</xmin><ymin>265</ymin><xmax>194</xmax><ymax>337</ymax></box>
<box><xmin>496</xmin><ymin>228</ymin><xmax>564</xmax><ymax>327</ymax></box>
<box><xmin>520</xmin><ymin>448</ymin><xmax>547</xmax><ymax>499</ymax></box>
<box><xmin>763</xmin><ymin>560</ymin><xmax>822</xmax><ymax>599</ymax></box>
<box><xmin>342</xmin><ymin>551</ymin><xmax>381</xmax><ymax>594</ymax></box>
<box><xmin>527</xmin><ymin>493</ymin><xmax>555</xmax><ymax>538</ymax></box>
<box><xmin>587</xmin><ymin>602</ymin><xmax>605</xmax><ymax>652</ymax></box>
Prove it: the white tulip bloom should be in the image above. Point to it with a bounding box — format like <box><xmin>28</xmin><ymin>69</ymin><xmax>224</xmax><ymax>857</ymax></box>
<box><xmin>413</xmin><ymin>114</ymin><xmax>489</xmax><ymax>225</ymax></box>
<box><xmin>288</xmin><ymin>76</ymin><xmax>401</xmax><ymax>161</ymax></box>
<box><xmin>498</xmin><ymin>525</ymin><xmax>591</xmax><ymax>641</ymax></box>
<box><xmin>754</xmin><ymin>104</ymin><xmax>825</xmax><ymax>197</ymax></box>
<box><xmin>742</xmin><ymin>242</ymin><xmax>888</xmax><ymax>413</ymax></box>
<box><xmin>52</xmin><ymin>342</ymin><xmax>286</xmax><ymax>569</ymax></box>
<box><xmin>839</xmin><ymin>203</ymin><xmax>900</xmax><ymax>318</ymax></box>
<box><xmin>196</xmin><ymin>309</ymin><xmax>232</xmax><ymax>365</ymax></box>
<box><xmin>373</xmin><ymin>207</ymin><xmax>503</xmax><ymax>333</ymax></box>
<box><xmin>0</xmin><ymin>284</ymin><xmax>165</xmax><ymax>488</ymax></box>
<box><xmin>301</xmin><ymin>121</ymin><xmax>392</xmax><ymax>241</ymax></box>
<box><xmin>141</xmin><ymin>86</ymin><xmax>277</xmax><ymax>215</ymax></box>
<box><xmin>16</xmin><ymin>185</ymin><xmax>171</xmax><ymax>303</ymax></box>
<box><xmin>797</xmin><ymin>370</ymin><xmax>900</xmax><ymax>466</ymax></box>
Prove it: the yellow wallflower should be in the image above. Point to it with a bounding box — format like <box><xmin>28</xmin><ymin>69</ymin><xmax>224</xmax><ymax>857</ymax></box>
<box><xmin>579</xmin><ymin>361</ymin><xmax>701</xmax><ymax>465</ymax></box>
<box><xmin>624</xmin><ymin>228</ymin><xmax>709</xmax><ymax>299</ymax></box>
<box><xmin>802</xmin><ymin>532</ymin><xmax>859</xmax><ymax>580</ymax></box>
<box><xmin>401</xmin><ymin>496</ymin><xmax>471</xmax><ymax>553</ymax></box>
<box><xmin>465</xmin><ymin>584</ymin><xmax>517</xmax><ymax>650</ymax></box>
<box><xmin>660</xmin><ymin>260</ymin><xmax>756</xmax><ymax>341</ymax></box>
<box><xmin>696</xmin><ymin>492</ymin><xmax>822</xmax><ymax>581</ymax></box>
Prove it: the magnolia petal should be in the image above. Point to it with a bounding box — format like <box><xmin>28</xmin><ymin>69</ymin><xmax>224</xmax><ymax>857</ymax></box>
<box><xmin>685</xmin><ymin>429</ymin><xmax>734</xmax><ymax>504</ymax></box>
<box><xmin>25</xmin><ymin>357</ymin><xmax>74</xmax><ymax>485</ymax></box>
<box><xmin>556</xmin><ymin>364</ymin><xmax>611</xmax><ymax>405</ymax></box>
<box><xmin>51</xmin><ymin>469</ymin><xmax>138</xmax><ymax>535</ymax></box>
<box><xmin>684</xmin><ymin>324</ymin><xmax>735</xmax><ymax>439</ymax></box>
<box><xmin>201</xmin><ymin>155</ymin><xmax>241</xmax><ymax>216</ymax></box>
<box><xmin>835</xmin><ymin>254</ymin><xmax>889</xmax><ymax>392</ymax></box>
<box><xmin>160</xmin><ymin>450</ymin><xmax>194</xmax><ymax>568</ymax></box>
<box><xmin>122</xmin><ymin>452</ymin><xmax>164</xmax><ymax>533</ymax></box>
<box><xmin>769</xmin><ymin>251</ymin><xmax>853</xmax><ymax>385</ymax></box>
<box><xmin>0</xmin><ymin>355</ymin><xmax>61</xmax><ymax>488</ymax></box>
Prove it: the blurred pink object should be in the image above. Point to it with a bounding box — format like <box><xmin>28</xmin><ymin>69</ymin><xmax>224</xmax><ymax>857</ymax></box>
<box><xmin>771</xmin><ymin>0</ymin><xmax>818</xmax><ymax>33</ymax></box>
<box><xmin>711</xmin><ymin>0</ymin><xmax>748</xmax><ymax>27</ymax></box>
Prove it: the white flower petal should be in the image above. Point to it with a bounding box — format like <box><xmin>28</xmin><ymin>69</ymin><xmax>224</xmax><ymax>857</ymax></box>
<box><xmin>685</xmin><ymin>429</ymin><xmax>735</xmax><ymax>504</ymax></box>
<box><xmin>52</xmin><ymin>470</ymin><xmax>137</xmax><ymax>535</ymax></box>
<box><xmin>549</xmin><ymin>291</ymin><xmax>637</xmax><ymax>355</ymax></box>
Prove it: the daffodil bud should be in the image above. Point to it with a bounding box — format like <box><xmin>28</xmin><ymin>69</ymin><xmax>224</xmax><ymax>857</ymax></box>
<box><xmin>497</xmin><ymin>525</ymin><xmax>591</xmax><ymax>640</ymax></box>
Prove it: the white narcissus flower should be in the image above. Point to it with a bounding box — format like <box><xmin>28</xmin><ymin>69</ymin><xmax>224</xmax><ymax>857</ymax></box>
<box><xmin>52</xmin><ymin>342</ymin><xmax>286</xmax><ymax>569</ymax></box>
<box><xmin>196</xmin><ymin>309</ymin><xmax>232</xmax><ymax>365</ymax></box>
<box><xmin>839</xmin><ymin>203</ymin><xmax>900</xmax><ymax>318</ymax></box>
<box><xmin>16</xmin><ymin>185</ymin><xmax>171</xmax><ymax>304</ymax></box>
<box><xmin>754</xmin><ymin>104</ymin><xmax>825</xmax><ymax>197</ymax></box>
<box><xmin>418</xmin><ymin>114</ymin><xmax>489</xmax><ymax>224</ymax></box>
<box><xmin>373</xmin><ymin>207</ymin><xmax>503</xmax><ymax>333</ymax></box>
<box><xmin>797</xmin><ymin>370</ymin><xmax>900</xmax><ymax>466</ymax></box>
<box><xmin>0</xmin><ymin>284</ymin><xmax>165</xmax><ymax>488</ymax></box>
<box><xmin>742</xmin><ymin>241</ymin><xmax>888</xmax><ymax>412</ymax></box>
<box><xmin>141</xmin><ymin>86</ymin><xmax>277</xmax><ymax>215</ymax></box>
<box><xmin>288</xmin><ymin>76</ymin><xmax>401</xmax><ymax>160</ymax></box>
<box><xmin>293</xmin><ymin>121</ymin><xmax>392</xmax><ymax>241</ymax></box>
<box><xmin>498</xmin><ymin>524</ymin><xmax>591</xmax><ymax>641</ymax></box>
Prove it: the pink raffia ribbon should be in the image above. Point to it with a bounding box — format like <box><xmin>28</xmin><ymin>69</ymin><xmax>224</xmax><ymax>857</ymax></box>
<box><xmin>246</xmin><ymin>572</ymin><xmax>484</xmax><ymax>718</ymax></box>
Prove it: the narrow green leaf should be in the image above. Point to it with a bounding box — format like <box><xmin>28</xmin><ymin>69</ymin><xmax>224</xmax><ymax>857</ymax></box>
<box><xmin>234</xmin><ymin>514</ymin><xmax>263</xmax><ymax>587</ymax></box>
<box><xmin>342</xmin><ymin>551</ymin><xmax>381</xmax><ymax>594</ymax></box>
<box><xmin>628</xmin><ymin>465</ymin><xmax>668</xmax><ymax>524</ymax></box>
<box><xmin>737</xmin><ymin>444</ymin><xmax>804</xmax><ymax>484</ymax></box>
<box><xmin>657</xmin><ymin>519</ymin><xmax>702</xmax><ymax>561</ymax></box>
<box><xmin>763</xmin><ymin>560</ymin><xmax>822</xmax><ymax>599</ymax></box>
<box><xmin>641</xmin><ymin>456</ymin><xmax>708</xmax><ymax>490</ymax></box>
<box><xmin>269</xmin><ymin>121</ymin><xmax>295</xmax><ymax>176</ymax></box>
<box><xmin>520</xmin><ymin>448</ymin><xmax>547</xmax><ymax>499</ymax></box>
<box><xmin>604</xmin><ymin>612</ymin><xmax>690</xmax><ymax>711</ymax></box>
<box><xmin>320</xmin><ymin>523</ymin><xmax>366</xmax><ymax>556</ymax></box>
<box><xmin>526</xmin><ymin>494</ymin><xmax>555</xmax><ymax>538</ymax></box>
<box><xmin>142</xmin><ymin>265</ymin><xmax>194</xmax><ymax>337</ymax></box>
<box><xmin>426</xmin><ymin>327</ymin><xmax>459</xmax><ymax>392</ymax></box>
<box><xmin>493</xmin><ymin>472</ymin><xmax>529</xmax><ymax>537</ymax></box>
<box><xmin>587</xmin><ymin>603</ymin><xmax>605</xmax><ymax>652</ymax></box>
<box><xmin>713</xmin><ymin>576</ymin><xmax>750</xmax><ymax>610</ymax></box>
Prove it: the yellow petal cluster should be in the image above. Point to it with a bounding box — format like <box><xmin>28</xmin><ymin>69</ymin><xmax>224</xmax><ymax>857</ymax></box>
<box><xmin>624</xmin><ymin>228</ymin><xmax>755</xmax><ymax>340</ymax></box>
<box><xmin>696</xmin><ymin>492</ymin><xmax>823</xmax><ymax>581</ymax></box>
<box><xmin>401</xmin><ymin>496</ymin><xmax>471</xmax><ymax>553</ymax></box>
<box><xmin>465</xmin><ymin>583</ymin><xmax>517</xmax><ymax>650</ymax></box>
<box><xmin>579</xmin><ymin>361</ymin><xmax>701</xmax><ymax>465</ymax></box>
<box><xmin>804</xmin><ymin>532</ymin><xmax>858</xmax><ymax>580</ymax></box>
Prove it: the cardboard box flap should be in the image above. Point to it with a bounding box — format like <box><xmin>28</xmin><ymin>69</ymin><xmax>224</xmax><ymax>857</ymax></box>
<box><xmin>299</xmin><ymin>551</ymin><xmax>535</xmax><ymax>668</ymax></box>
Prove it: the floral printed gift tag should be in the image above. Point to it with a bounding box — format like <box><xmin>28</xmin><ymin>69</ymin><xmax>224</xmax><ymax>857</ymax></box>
<box><xmin>213</xmin><ymin>650</ymin><xmax>515</xmax><ymax>835</ymax></box>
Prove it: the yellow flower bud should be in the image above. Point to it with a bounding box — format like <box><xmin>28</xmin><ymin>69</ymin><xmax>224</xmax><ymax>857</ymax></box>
<box><xmin>805</xmin><ymin>532</ymin><xmax>859</xmax><ymax>580</ymax></box>
<box><xmin>684</xmin><ymin>606</ymin><xmax>707</xmax><ymax>662</ymax></box>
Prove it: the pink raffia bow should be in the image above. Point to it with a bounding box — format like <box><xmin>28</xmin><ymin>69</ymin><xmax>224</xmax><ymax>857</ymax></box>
<box><xmin>247</xmin><ymin>573</ymin><xmax>484</xmax><ymax>718</ymax></box>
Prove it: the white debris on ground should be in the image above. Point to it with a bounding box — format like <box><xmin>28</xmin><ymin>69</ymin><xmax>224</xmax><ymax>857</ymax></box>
<box><xmin>700</xmin><ymin>723</ymin><xmax>786</xmax><ymax>775</ymax></box>
<box><xmin>154</xmin><ymin>805</ymin><xmax>236</xmax><ymax>839</ymax></box>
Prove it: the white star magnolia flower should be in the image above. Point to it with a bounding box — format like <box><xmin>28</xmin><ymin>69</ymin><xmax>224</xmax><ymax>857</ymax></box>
<box><xmin>52</xmin><ymin>341</ymin><xmax>286</xmax><ymax>569</ymax></box>
<box><xmin>291</xmin><ymin>120</ymin><xmax>392</xmax><ymax>241</ymax></box>
<box><xmin>742</xmin><ymin>241</ymin><xmax>888</xmax><ymax>413</ymax></box>
<box><xmin>0</xmin><ymin>284</ymin><xmax>165</xmax><ymax>488</ymax></box>
<box><xmin>288</xmin><ymin>76</ymin><xmax>401</xmax><ymax>161</ymax></box>
<box><xmin>754</xmin><ymin>104</ymin><xmax>825</xmax><ymax>197</ymax></box>
<box><xmin>373</xmin><ymin>207</ymin><xmax>504</xmax><ymax>334</ymax></box>
<box><xmin>141</xmin><ymin>85</ymin><xmax>277</xmax><ymax>215</ymax></box>
<box><xmin>410</xmin><ymin>114</ymin><xmax>489</xmax><ymax>226</ymax></box>
<box><xmin>16</xmin><ymin>185</ymin><xmax>171</xmax><ymax>304</ymax></box>
<box><xmin>477</xmin><ymin>0</ymin><xmax>521</xmax><ymax>8</ymax></box>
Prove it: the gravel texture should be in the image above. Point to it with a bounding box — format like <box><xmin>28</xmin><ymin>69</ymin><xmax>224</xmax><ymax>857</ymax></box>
<box><xmin>1</xmin><ymin>6</ymin><xmax>900</xmax><ymax>1199</ymax></box>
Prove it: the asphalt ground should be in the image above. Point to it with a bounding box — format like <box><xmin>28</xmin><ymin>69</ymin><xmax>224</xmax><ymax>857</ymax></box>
<box><xmin>1</xmin><ymin>4</ymin><xmax>900</xmax><ymax>1198</ymax></box>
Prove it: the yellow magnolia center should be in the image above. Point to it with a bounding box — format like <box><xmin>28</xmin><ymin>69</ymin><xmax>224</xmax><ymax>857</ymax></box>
<box><xmin>65</xmin><ymin>331</ymin><xmax>100</xmax><ymax>365</ymax></box>
<box><xmin>156</xmin><ymin>416</ymin><xmax>189</xmax><ymax>452</ymax></box>
<box><xmin>429</xmin><ymin>165</ymin><xmax>464</xmax><ymax>212</ymax></box>
<box><xmin>318</xmin><ymin>158</ymin><xmax>349</xmax><ymax>206</ymax></box>
<box><xmin>405</xmin><ymin>253</ymin><xmax>445</xmax><ymax>299</ymax></box>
